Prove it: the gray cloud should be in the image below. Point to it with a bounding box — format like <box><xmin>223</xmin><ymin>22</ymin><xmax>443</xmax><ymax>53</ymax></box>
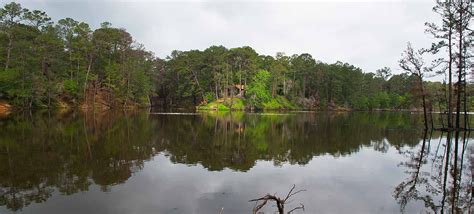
<box><xmin>12</xmin><ymin>0</ymin><xmax>438</xmax><ymax>75</ymax></box>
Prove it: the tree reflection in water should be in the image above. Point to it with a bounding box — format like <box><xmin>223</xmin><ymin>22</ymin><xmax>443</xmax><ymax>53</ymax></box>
<box><xmin>394</xmin><ymin>130</ymin><xmax>473</xmax><ymax>213</ymax></box>
<box><xmin>0</xmin><ymin>110</ymin><xmax>449</xmax><ymax>212</ymax></box>
<box><xmin>0</xmin><ymin>110</ymin><xmax>158</xmax><ymax>211</ymax></box>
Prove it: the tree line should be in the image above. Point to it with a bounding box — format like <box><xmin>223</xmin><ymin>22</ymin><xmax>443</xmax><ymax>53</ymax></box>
<box><xmin>0</xmin><ymin>1</ymin><xmax>471</xmax><ymax>112</ymax></box>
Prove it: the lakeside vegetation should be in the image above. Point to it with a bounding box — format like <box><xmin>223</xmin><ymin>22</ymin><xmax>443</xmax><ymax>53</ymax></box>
<box><xmin>1</xmin><ymin>2</ymin><xmax>472</xmax><ymax>112</ymax></box>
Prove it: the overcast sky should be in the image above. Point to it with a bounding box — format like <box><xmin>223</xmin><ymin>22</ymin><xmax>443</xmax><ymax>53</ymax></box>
<box><xmin>10</xmin><ymin>0</ymin><xmax>438</xmax><ymax>75</ymax></box>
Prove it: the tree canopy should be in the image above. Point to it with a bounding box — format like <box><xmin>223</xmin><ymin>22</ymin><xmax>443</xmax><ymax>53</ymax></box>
<box><xmin>0</xmin><ymin>1</ymin><xmax>468</xmax><ymax>111</ymax></box>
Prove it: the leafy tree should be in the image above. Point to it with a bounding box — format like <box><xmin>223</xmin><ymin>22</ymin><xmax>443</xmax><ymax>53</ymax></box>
<box><xmin>290</xmin><ymin>53</ymin><xmax>316</xmax><ymax>98</ymax></box>
<box><xmin>375</xmin><ymin>67</ymin><xmax>392</xmax><ymax>81</ymax></box>
<box><xmin>246</xmin><ymin>70</ymin><xmax>271</xmax><ymax>107</ymax></box>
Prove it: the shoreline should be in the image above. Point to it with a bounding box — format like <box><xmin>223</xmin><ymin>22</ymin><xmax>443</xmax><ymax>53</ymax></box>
<box><xmin>4</xmin><ymin>100</ymin><xmax>472</xmax><ymax>115</ymax></box>
<box><xmin>0</xmin><ymin>104</ymin><xmax>431</xmax><ymax>115</ymax></box>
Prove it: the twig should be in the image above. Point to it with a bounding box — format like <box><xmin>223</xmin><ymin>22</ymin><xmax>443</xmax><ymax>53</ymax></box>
<box><xmin>287</xmin><ymin>203</ymin><xmax>305</xmax><ymax>214</ymax></box>
<box><xmin>249</xmin><ymin>185</ymin><xmax>306</xmax><ymax>214</ymax></box>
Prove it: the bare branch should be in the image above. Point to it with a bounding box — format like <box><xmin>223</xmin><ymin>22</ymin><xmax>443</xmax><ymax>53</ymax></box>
<box><xmin>287</xmin><ymin>203</ymin><xmax>305</xmax><ymax>214</ymax></box>
<box><xmin>249</xmin><ymin>185</ymin><xmax>306</xmax><ymax>214</ymax></box>
<box><xmin>284</xmin><ymin>184</ymin><xmax>296</xmax><ymax>202</ymax></box>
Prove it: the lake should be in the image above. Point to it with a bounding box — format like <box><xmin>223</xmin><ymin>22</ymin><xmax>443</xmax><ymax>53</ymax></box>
<box><xmin>0</xmin><ymin>111</ymin><xmax>472</xmax><ymax>213</ymax></box>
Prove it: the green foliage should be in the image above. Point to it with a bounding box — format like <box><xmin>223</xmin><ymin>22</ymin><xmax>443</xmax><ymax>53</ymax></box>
<box><xmin>204</xmin><ymin>92</ymin><xmax>216</xmax><ymax>102</ymax></box>
<box><xmin>261</xmin><ymin>99</ymin><xmax>281</xmax><ymax>109</ymax></box>
<box><xmin>105</xmin><ymin>62</ymin><xmax>123</xmax><ymax>95</ymax></box>
<box><xmin>353</xmin><ymin>96</ymin><xmax>369</xmax><ymax>110</ymax></box>
<box><xmin>198</xmin><ymin>102</ymin><xmax>230</xmax><ymax>111</ymax></box>
<box><xmin>0</xmin><ymin>1</ymin><xmax>457</xmax><ymax>111</ymax></box>
<box><xmin>224</xmin><ymin>97</ymin><xmax>245</xmax><ymax>110</ymax></box>
<box><xmin>262</xmin><ymin>96</ymin><xmax>297</xmax><ymax>110</ymax></box>
<box><xmin>132</xmin><ymin>66</ymin><xmax>153</xmax><ymax>105</ymax></box>
<box><xmin>375</xmin><ymin>92</ymin><xmax>390</xmax><ymax>109</ymax></box>
<box><xmin>0</xmin><ymin>2</ymin><xmax>159</xmax><ymax>108</ymax></box>
<box><xmin>246</xmin><ymin>70</ymin><xmax>271</xmax><ymax>107</ymax></box>
<box><xmin>63</xmin><ymin>79</ymin><xmax>79</xmax><ymax>98</ymax></box>
<box><xmin>197</xmin><ymin>98</ymin><xmax>244</xmax><ymax>111</ymax></box>
<box><xmin>0</xmin><ymin>69</ymin><xmax>20</xmax><ymax>97</ymax></box>
<box><xmin>351</xmin><ymin>92</ymin><xmax>413</xmax><ymax>111</ymax></box>
<box><xmin>217</xmin><ymin>103</ymin><xmax>230</xmax><ymax>111</ymax></box>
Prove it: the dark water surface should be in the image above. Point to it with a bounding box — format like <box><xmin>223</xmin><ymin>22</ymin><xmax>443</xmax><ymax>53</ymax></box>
<box><xmin>0</xmin><ymin>111</ymin><xmax>472</xmax><ymax>213</ymax></box>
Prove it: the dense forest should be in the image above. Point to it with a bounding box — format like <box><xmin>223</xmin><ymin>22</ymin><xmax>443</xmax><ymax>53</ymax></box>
<box><xmin>0</xmin><ymin>2</ymin><xmax>471</xmax><ymax>112</ymax></box>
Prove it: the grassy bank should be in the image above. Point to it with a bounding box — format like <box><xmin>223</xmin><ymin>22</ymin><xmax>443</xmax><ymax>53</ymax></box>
<box><xmin>197</xmin><ymin>98</ymin><xmax>245</xmax><ymax>111</ymax></box>
<box><xmin>197</xmin><ymin>96</ymin><xmax>302</xmax><ymax>111</ymax></box>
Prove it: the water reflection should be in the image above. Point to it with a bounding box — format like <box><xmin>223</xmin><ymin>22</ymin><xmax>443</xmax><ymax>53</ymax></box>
<box><xmin>0</xmin><ymin>111</ymin><xmax>158</xmax><ymax>211</ymax></box>
<box><xmin>0</xmin><ymin>111</ymin><xmax>469</xmax><ymax>213</ymax></box>
<box><xmin>154</xmin><ymin>111</ymin><xmax>423</xmax><ymax>170</ymax></box>
<box><xmin>394</xmin><ymin>130</ymin><xmax>473</xmax><ymax>213</ymax></box>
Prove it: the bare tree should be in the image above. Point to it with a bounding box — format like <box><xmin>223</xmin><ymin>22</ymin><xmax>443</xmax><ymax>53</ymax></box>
<box><xmin>399</xmin><ymin>43</ymin><xmax>430</xmax><ymax>130</ymax></box>
<box><xmin>249</xmin><ymin>184</ymin><xmax>305</xmax><ymax>214</ymax></box>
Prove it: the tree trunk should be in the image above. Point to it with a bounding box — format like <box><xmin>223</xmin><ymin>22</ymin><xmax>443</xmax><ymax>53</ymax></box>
<box><xmin>191</xmin><ymin>69</ymin><xmax>205</xmax><ymax>102</ymax></box>
<box><xmin>455</xmin><ymin>1</ymin><xmax>463</xmax><ymax>130</ymax></box>
<box><xmin>84</xmin><ymin>55</ymin><xmax>93</xmax><ymax>105</ymax></box>
<box><xmin>463</xmin><ymin>59</ymin><xmax>468</xmax><ymax>129</ymax></box>
<box><xmin>239</xmin><ymin>73</ymin><xmax>242</xmax><ymax>96</ymax></box>
<box><xmin>5</xmin><ymin>34</ymin><xmax>12</xmax><ymax>70</ymax></box>
<box><xmin>42</xmin><ymin>57</ymin><xmax>51</xmax><ymax>107</ymax></box>
<box><xmin>69</xmin><ymin>47</ymin><xmax>73</xmax><ymax>80</ymax></box>
<box><xmin>447</xmin><ymin>1</ymin><xmax>453</xmax><ymax>129</ymax></box>
<box><xmin>272</xmin><ymin>82</ymin><xmax>276</xmax><ymax>98</ymax></box>
<box><xmin>215</xmin><ymin>83</ymin><xmax>219</xmax><ymax>100</ymax></box>
<box><xmin>302</xmin><ymin>78</ymin><xmax>306</xmax><ymax>98</ymax></box>
<box><xmin>244</xmin><ymin>78</ymin><xmax>247</xmax><ymax>97</ymax></box>
<box><xmin>225</xmin><ymin>72</ymin><xmax>228</xmax><ymax>98</ymax></box>
<box><xmin>93</xmin><ymin>82</ymin><xmax>97</xmax><ymax>109</ymax></box>
<box><xmin>422</xmin><ymin>93</ymin><xmax>428</xmax><ymax>130</ymax></box>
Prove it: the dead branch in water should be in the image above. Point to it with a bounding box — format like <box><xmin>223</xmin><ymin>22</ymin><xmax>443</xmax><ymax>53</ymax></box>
<box><xmin>249</xmin><ymin>184</ymin><xmax>306</xmax><ymax>214</ymax></box>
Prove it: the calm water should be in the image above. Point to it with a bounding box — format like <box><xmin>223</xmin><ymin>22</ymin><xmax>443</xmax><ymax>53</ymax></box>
<box><xmin>0</xmin><ymin>111</ymin><xmax>472</xmax><ymax>214</ymax></box>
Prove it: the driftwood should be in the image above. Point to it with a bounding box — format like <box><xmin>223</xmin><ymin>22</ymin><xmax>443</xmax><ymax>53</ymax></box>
<box><xmin>249</xmin><ymin>184</ymin><xmax>306</xmax><ymax>214</ymax></box>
